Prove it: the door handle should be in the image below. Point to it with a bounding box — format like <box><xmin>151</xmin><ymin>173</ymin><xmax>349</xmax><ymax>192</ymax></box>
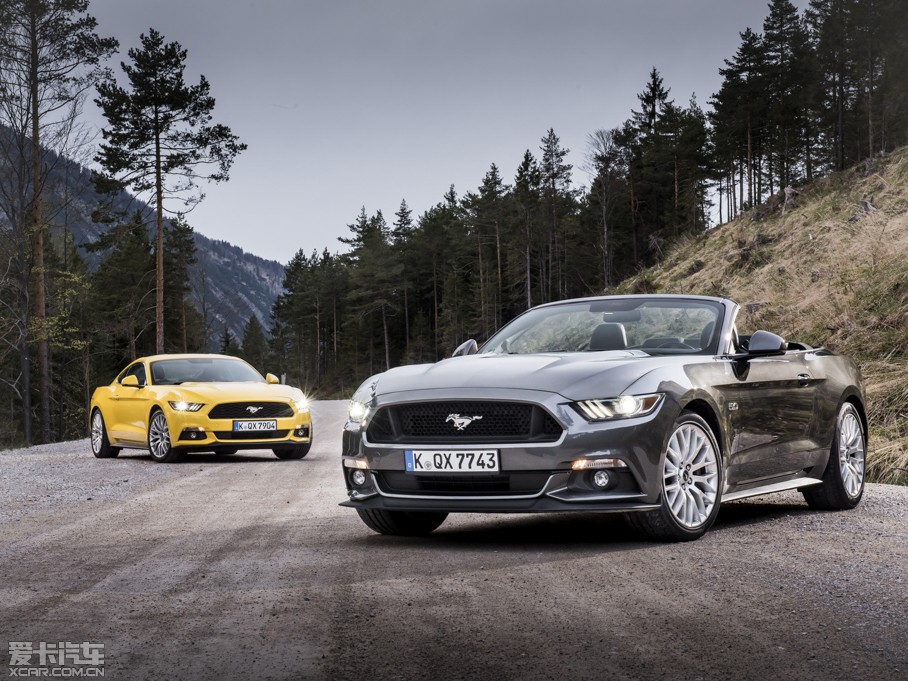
<box><xmin>797</xmin><ymin>373</ymin><xmax>812</xmax><ymax>386</ymax></box>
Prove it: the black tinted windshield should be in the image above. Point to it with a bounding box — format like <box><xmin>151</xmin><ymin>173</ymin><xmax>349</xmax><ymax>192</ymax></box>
<box><xmin>481</xmin><ymin>298</ymin><xmax>722</xmax><ymax>356</ymax></box>
<box><xmin>150</xmin><ymin>358</ymin><xmax>264</xmax><ymax>384</ymax></box>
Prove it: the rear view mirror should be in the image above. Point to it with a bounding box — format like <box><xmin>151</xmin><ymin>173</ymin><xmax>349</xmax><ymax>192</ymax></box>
<box><xmin>121</xmin><ymin>375</ymin><xmax>140</xmax><ymax>388</ymax></box>
<box><xmin>601</xmin><ymin>310</ymin><xmax>642</xmax><ymax>323</ymax></box>
<box><xmin>265</xmin><ymin>373</ymin><xmax>281</xmax><ymax>384</ymax></box>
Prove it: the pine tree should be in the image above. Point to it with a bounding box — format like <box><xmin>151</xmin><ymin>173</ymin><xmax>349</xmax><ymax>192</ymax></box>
<box><xmin>86</xmin><ymin>212</ymin><xmax>156</xmax><ymax>364</ymax></box>
<box><xmin>341</xmin><ymin>209</ymin><xmax>403</xmax><ymax>372</ymax></box>
<box><xmin>711</xmin><ymin>28</ymin><xmax>770</xmax><ymax>212</ymax></box>
<box><xmin>392</xmin><ymin>199</ymin><xmax>415</xmax><ymax>346</ymax></box>
<box><xmin>219</xmin><ymin>326</ymin><xmax>239</xmax><ymax>356</ymax></box>
<box><xmin>539</xmin><ymin>129</ymin><xmax>575</xmax><ymax>300</ymax></box>
<box><xmin>163</xmin><ymin>215</ymin><xmax>198</xmax><ymax>352</ymax></box>
<box><xmin>586</xmin><ymin>128</ymin><xmax>629</xmax><ymax>286</ymax></box>
<box><xmin>763</xmin><ymin>0</ymin><xmax>814</xmax><ymax>189</ymax></box>
<box><xmin>94</xmin><ymin>28</ymin><xmax>246</xmax><ymax>354</ymax></box>
<box><xmin>240</xmin><ymin>314</ymin><xmax>268</xmax><ymax>373</ymax></box>
<box><xmin>513</xmin><ymin>151</ymin><xmax>541</xmax><ymax>309</ymax></box>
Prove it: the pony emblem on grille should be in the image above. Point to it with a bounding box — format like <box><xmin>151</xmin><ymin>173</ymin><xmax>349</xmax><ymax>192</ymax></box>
<box><xmin>446</xmin><ymin>414</ymin><xmax>483</xmax><ymax>430</ymax></box>
<box><xmin>246</xmin><ymin>405</ymin><xmax>263</xmax><ymax>414</ymax></box>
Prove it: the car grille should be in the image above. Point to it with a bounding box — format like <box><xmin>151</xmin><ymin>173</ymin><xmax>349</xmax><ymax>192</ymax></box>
<box><xmin>375</xmin><ymin>471</ymin><xmax>551</xmax><ymax>497</ymax></box>
<box><xmin>366</xmin><ymin>401</ymin><xmax>563</xmax><ymax>444</ymax></box>
<box><xmin>208</xmin><ymin>402</ymin><xmax>293</xmax><ymax>419</ymax></box>
<box><xmin>214</xmin><ymin>430</ymin><xmax>290</xmax><ymax>440</ymax></box>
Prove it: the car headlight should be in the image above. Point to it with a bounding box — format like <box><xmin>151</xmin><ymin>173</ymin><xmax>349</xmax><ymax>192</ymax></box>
<box><xmin>348</xmin><ymin>400</ymin><xmax>369</xmax><ymax>423</ymax></box>
<box><xmin>168</xmin><ymin>401</ymin><xmax>204</xmax><ymax>412</ymax></box>
<box><xmin>294</xmin><ymin>395</ymin><xmax>310</xmax><ymax>411</ymax></box>
<box><xmin>572</xmin><ymin>394</ymin><xmax>663</xmax><ymax>422</ymax></box>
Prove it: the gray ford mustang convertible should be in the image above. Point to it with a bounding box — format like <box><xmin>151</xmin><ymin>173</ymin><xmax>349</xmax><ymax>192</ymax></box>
<box><xmin>340</xmin><ymin>294</ymin><xmax>866</xmax><ymax>541</ymax></box>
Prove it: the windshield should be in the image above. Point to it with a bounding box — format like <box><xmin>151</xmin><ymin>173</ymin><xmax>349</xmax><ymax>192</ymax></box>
<box><xmin>481</xmin><ymin>298</ymin><xmax>723</xmax><ymax>356</ymax></box>
<box><xmin>150</xmin><ymin>358</ymin><xmax>264</xmax><ymax>385</ymax></box>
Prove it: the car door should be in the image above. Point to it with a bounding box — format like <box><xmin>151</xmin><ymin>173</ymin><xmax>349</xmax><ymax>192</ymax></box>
<box><xmin>107</xmin><ymin>362</ymin><xmax>154</xmax><ymax>445</ymax></box>
<box><xmin>720</xmin><ymin>349</ymin><xmax>818</xmax><ymax>485</ymax></box>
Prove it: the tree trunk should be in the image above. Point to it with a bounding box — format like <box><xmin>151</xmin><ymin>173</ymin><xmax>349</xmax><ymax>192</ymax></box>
<box><xmin>601</xmin><ymin>188</ymin><xmax>609</xmax><ymax>288</ymax></box>
<box><xmin>524</xmin><ymin>215</ymin><xmax>532</xmax><ymax>309</ymax></box>
<box><xmin>495</xmin><ymin>220</ymin><xmax>502</xmax><ymax>327</ymax></box>
<box><xmin>18</xmin><ymin>246</ymin><xmax>32</xmax><ymax>445</ymax></box>
<box><xmin>29</xmin><ymin>12</ymin><xmax>50</xmax><ymax>442</ymax></box>
<box><xmin>382</xmin><ymin>304</ymin><xmax>390</xmax><ymax>371</ymax></box>
<box><xmin>747</xmin><ymin>116</ymin><xmax>753</xmax><ymax>208</ymax></box>
<box><xmin>154</xmin><ymin>113</ymin><xmax>165</xmax><ymax>354</ymax></box>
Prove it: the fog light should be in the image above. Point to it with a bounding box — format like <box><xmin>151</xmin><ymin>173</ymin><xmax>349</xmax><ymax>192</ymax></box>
<box><xmin>351</xmin><ymin>469</ymin><xmax>367</xmax><ymax>487</ymax></box>
<box><xmin>179</xmin><ymin>427</ymin><xmax>206</xmax><ymax>441</ymax></box>
<box><xmin>593</xmin><ymin>470</ymin><xmax>611</xmax><ymax>488</ymax></box>
<box><xmin>294</xmin><ymin>426</ymin><xmax>309</xmax><ymax>438</ymax></box>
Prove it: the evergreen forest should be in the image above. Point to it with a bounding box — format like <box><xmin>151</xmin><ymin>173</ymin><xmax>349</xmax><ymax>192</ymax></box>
<box><xmin>1</xmin><ymin>0</ymin><xmax>907</xmax><ymax>447</ymax></box>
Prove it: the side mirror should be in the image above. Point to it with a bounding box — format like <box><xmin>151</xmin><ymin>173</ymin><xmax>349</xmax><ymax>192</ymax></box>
<box><xmin>747</xmin><ymin>330</ymin><xmax>788</xmax><ymax>356</ymax></box>
<box><xmin>729</xmin><ymin>330</ymin><xmax>788</xmax><ymax>361</ymax></box>
<box><xmin>452</xmin><ymin>339</ymin><xmax>479</xmax><ymax>357</ymax></box>
<box><xmin>121</xmin><ymin>375</ymin><xmax>141</xmax><ymax>388</ymax></box>
<box><xmin>265</xmin><ymin>373</ymin><xmax>281</xmax><ymax>384</ymax></box>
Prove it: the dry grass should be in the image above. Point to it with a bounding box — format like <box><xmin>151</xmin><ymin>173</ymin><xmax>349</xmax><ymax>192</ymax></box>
<box><xmin>617</xmin><ymin>148</ymin><xmax>908</xmax><ymax>484</ymax></box>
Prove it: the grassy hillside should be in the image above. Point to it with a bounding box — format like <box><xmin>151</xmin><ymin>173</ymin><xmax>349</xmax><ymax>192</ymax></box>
<box><xmin>617</xmin><ymin>147</ymin><xmax>908</xmax><ymax>485</ymax></box>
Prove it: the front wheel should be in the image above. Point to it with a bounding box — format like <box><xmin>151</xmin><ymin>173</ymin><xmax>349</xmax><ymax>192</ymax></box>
<box><xmin>356</xmin><ymin>509</ymin><xmax>448</xmax><ymax>536</ymax></box>
<box><xmin>90</xmin><ymin>409</ymin><xmax>120</xmax><ymax>458</ymax></box>
<box><xmin>626</xmin><ymin>411</ymin><xmax>724</xmax><ymax>542</ymax></box>
<box><xmin>148</xmin><ymin>409</ymin><xmax>183</xmax><ymax>463</ymax></box>
<box><xmin>802</xmin><ymin>402</ymin><xmax>865</xmax><ymax>510</ymax></box>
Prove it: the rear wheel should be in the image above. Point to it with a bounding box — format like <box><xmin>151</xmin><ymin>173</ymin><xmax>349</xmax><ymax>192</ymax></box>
<box><xmin>148</xmin><ymin>409</ymin><xmax>183</xmax><ymax>463</ymax></box>
<box><xmin>356</xmin><ymin>509</ymin><xmax>448</xmax><ymax>536</ymax></box>
<box><xmin>90</xmin><ymin>409</ymin><xmax>120</xmax><ymax>458</ymax></box>
<box><xmin>802</xmin><ymin>402</ymin><xmax>865</xmax><ymax>510</ymax></box>
<box><xmin>273</xmin><ymin>442</ymin><xmax>311</xmax><ymax>460</ymax></box>
<box><xmin>626</xmin><ymin>411</ymin><xmax>723</xmax><ymax>542</ymax></box>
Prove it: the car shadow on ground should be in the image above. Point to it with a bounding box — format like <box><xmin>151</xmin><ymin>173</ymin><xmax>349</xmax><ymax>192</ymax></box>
<box><xmin>713</xmin><ymin>497</ymin><xmax>814</xmax><ymax>530</ymax></box>
<box><xmin>351</xmin><ymin>497</ymin><xmax>820</xmax><ymax>552</ymax></box>
<box><xmin>111</xmin><ymin>451</ymin><xmax>306</xmax><ymax>465</ymax></box>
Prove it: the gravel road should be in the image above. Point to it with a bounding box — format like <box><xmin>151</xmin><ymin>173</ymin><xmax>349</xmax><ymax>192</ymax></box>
<box><xmin>1</xmin><ymin>400</ymin><xmax>906</xmax><ymax>680</ymax></box>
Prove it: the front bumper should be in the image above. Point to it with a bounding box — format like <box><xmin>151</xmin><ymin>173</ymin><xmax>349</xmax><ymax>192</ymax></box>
<box><xmin>340</xmin><ymin>388</ymin><xmax>676</xmax><ymax>513</ymax></box>
<box><xmin>166</xmin><ymin>409</ymin><xmax>312</xmax><ymax>451</ymax></box>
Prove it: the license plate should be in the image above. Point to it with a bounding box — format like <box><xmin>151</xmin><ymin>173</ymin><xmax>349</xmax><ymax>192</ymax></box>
<box><xmin>233</xmin><ymin>419</ymin><xmax>277</xmax><ymax>432</ymax></box>
<box><xmin>405</xmin><ymin>450</ymin><xmax>499</xmax><ymax>473</ymax></box>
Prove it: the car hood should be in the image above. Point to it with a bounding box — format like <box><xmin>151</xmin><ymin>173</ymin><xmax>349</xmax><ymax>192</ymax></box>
<box><xmin>364</xmin><ymin>351</ymin><xmax>670</xmax><ymax>401</ymax></box>
<box><xmin>160</xmin><ymin>382</ymin><xmax>302</xmax><ymax>402</ymax></box>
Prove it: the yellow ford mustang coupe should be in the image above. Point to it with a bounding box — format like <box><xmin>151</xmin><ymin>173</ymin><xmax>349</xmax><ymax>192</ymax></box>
<box><xmin>89</xmin><ymin>354</ymin><xmax>312</xmax><ymax>463</ymax></box>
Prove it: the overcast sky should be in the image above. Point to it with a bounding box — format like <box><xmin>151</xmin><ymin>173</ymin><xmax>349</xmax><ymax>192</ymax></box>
<box><xmin>86</xmin><ymin>0</ymin><xmax>796</xmax><ymax>265</ymax></box>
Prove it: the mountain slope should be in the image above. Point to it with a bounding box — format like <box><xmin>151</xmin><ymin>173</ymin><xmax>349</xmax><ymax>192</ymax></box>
<box><xmin>31</xmin><ymin>152</ymin><xmax>285</xmax><ymax>345</ymax></box>
<box><xmin>617</xmin><ymin>147</ymin><xmax>908</xmax><ymax>484</ymax></box>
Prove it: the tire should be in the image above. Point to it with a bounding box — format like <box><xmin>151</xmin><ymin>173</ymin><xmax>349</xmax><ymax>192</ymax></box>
<box><xmin>802</xmin><ymin>402</ymin><xmax>865</xmax><ymax>510</ymax></box>
<box><xmin>147</xmin><ymin>409</ymin><xmax>183</xmax><ymax>463</ymax></box>
<box><xmin>90</xmin><ymin>409</ymin><xmax>120</xmax><ymax>459</ymax></box>
<box><xmin>273</xmin><ymin>442</ymin><xmax>311</xmax><ymax>460</ymax></box>
<box><xmin>626</xmin><ymin>411</ymin><xmax>724</xmax><ymax>542</ymax></box>
<box><xmin>356</xmin><ymin>509</ymin><xmax>448</xmax><ymax>536</ymax></box>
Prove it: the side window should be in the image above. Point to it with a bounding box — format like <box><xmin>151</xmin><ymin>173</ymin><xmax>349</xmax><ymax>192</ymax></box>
<box><xmin>118</xmin><ymin>362</ymin><xmax>147</xmax><ymax>386</ymax></box>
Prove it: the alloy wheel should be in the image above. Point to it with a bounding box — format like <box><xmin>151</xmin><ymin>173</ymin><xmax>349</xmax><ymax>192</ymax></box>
<box><xmin>838</xmin><ymin>409</ymin><xmax>865</xmax><ymax>499</ymax></box>
<box><xmin>663</xmin><ymin>422</ymin><xmax>720</xmax><ymax>529</ymax></box>
<box><xmin>91</xmin><ymin>411</ymin><xmax>105</xmax><ymax>454</ymax></box>
<box><xmin>148</xmin><ymin>411</ymin><xmax>171</xmax><ymax>460</ymax></box>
